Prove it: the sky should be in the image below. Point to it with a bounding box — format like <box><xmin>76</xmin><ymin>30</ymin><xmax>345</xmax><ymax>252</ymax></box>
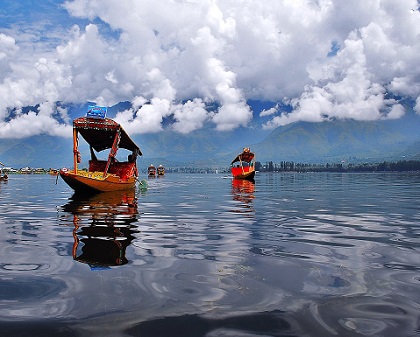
<box><xmin>0</xmin><ymin>0</ymin><xmax>419</xmax><ymax>138</ymax></box>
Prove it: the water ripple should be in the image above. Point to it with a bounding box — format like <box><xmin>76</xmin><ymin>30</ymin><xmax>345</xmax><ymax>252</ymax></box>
<box><xmin>0</xmin><ymin>173</ymin><xmax>419</xmax><ymax>336</ymax></box>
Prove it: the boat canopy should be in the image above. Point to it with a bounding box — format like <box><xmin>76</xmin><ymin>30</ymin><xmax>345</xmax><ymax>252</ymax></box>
<box><xmin>231</xmin><ymin>150</ymin><xmax>255</xmax><ymax>165</ymax></box>
<box><xmin>74</xmin><ymin>117</ymin><xmax>142</xmax><ymax>155</ymax></box>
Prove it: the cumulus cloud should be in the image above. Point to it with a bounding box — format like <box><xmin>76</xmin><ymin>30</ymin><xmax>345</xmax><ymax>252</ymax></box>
<box><xmin>0</xmin><ymin>33</ymin><xmax>18</xmax><ymax>66</ymax></box>
<box><xmin>0</xmin><ymin>0</ymin><xmax>419</xmax><ymax>137</ymax></box>
<box><xmin>171</xmin><ymin>99</ymin><xmax>209</xmax><ymax>134</ymax></box>
<box><xmin>260</xmin><ymin>103</ymin><xmax>280</xmax><ymax>117</ymax></box>
<box><xmin>415</xmin><ymin>97</ymin><xmax>420</xmax><ymax>115</ymax></box>
<box><xmin>0</xmin><ymin>102</ymin><xmax>72</xmax><ymax>138</ymax></box>
<box><xmin>114</xmin><ymin>97</ymin><xmax>170</xmax><ymax>134</ymax></box>
<box><xmin>263</xmin><ymin>1</ymin><xmax>420</xmax><ymax>128</ymax></box>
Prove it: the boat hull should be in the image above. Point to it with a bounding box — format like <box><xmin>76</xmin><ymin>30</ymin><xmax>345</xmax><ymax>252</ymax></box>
<box><xmin>60</xmin><ymin>169</ymin><xmax>136</xmax><ymax>193</ymax></box>
<box><xmin>148</xmin><ymin>166</ymin><xmax>156</xmax><ymax>177</ymax></box>
<box><xmin>231</xmin><ymin>167</ymin><xmax>255</xmax><ymax>180</ymax></box>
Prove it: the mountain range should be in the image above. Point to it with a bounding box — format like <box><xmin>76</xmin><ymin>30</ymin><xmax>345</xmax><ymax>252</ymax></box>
<box><xmin>251</xmin><ymin>115</ymin><xmax>420</xmax><ymax>164</ymax></box>
<box><xmin>0</xmin><ymin>103</ymin><xmax>419</xmax><ymax>170</ymax></box>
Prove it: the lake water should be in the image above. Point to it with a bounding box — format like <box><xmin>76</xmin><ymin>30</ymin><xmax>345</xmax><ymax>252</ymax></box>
<box><xmin>0</xmin><ymin>172</ymin><xmax>419</xmax><ymax>337</ymax></box>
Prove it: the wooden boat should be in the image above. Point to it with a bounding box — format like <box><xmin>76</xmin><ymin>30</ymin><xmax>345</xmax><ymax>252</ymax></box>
<box><xmin>157</xmin><ymin>164</ymin><xmax>165</xmax><ymax>176</ymax></box>
<box><xmin>20</xmin><ymin>167</ymin><xmax>32</xmax><ymax>174</ymax></box>
<box><xmin>49</xmin><ymin>169</ymin><xmax>59</xmax><ymax>176</ymax></box>
<box><xmin>60</xmin><ymin>105</ymin><xmax>142</xmax><ymax>193</ymax></box>
<box><xmin>230</xmin><ymin>147</ymin><xmax>256</xmax><ymax>180</ymax></box>
<box><xmin>148</xmin><ymin>164</ymin><xmax>156</xmax><ymax>177</ymax></box>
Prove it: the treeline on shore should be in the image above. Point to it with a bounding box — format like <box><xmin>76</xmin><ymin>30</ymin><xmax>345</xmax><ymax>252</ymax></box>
<box><xmin>3</xmin><ymin>160</ymin><xmax>420</xmax><ymax>175</ymax></box>
<box><xmin>256</xmin><ymin>160</ymin><xmax>420</xmax><ymax>172</ymax></box>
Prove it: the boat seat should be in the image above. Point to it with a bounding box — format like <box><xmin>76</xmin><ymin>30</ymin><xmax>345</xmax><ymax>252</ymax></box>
<box><xmin>89</xmin><ymin>160</ymin><xmax>135</xmax><ymax>181</ymax></box>
<box><xmin>109</xmin><ymin>162</ymin><xmax>135</xmax><ymax>181</ymax></box>
<box><xmin>89</xmin><ymin>160</ymin><xmax>107</xmax><ymax>172</ymax></box>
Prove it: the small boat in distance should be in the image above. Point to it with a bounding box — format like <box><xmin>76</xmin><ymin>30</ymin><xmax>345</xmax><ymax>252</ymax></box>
<box><xmin>157</xmin><ymin>164</ymin><xmax>165</xmax><ymax>176</ymax></box>
<box><xmin>0</xmin><ymin>161</ymin><xmax>8</xmax><ymax>181</ymax></box>
<box><xmin>60</xmin><ymin>105</ymin><xmax>142</xmax><ymax>193</ymax></box>
<box><xmin>231</xmin><ymin>147</ymin><xmax>256</xmax><ymax>180</ymax></box>
<box><xmin>49</xmin><ymin>169</ymin><xmax>59</xmax><ymax>176</ymax></box>
<box><xmin>148</xmin><ymin>164</ymin><xmax>156</xmax><ymax>177</ymax></box>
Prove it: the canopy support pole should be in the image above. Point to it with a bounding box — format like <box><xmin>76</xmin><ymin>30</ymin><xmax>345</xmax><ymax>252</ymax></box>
<box><xmin>103</xmin><ymin>129</ymin><xmax>121</xmax><ymax>178</ymax></box>
<box><xmin>73</xmin><ymin>129</ymin><xmax>78</xmax><ymax>174</ymax></box>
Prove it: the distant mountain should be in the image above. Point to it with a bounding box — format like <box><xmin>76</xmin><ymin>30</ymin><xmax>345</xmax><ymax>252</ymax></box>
<box><xmin>251</xmin><ymin>114</ymin><xmax>420</xmax><ymax>163</ymax></box>
<box><xmin>141</xmin><ymin>126</ymin><xmax>265</xmax><ymax>157</ymax></box>
<box><xmin>0</xmin><ymin>124</ymin><xmax>266</xmax><ymax>170</ymax></box>
<box><xmin>0</xmin><ymin>135</ymin><xmax>72</xmax><ymax>169</ymax></box>
<box><xmin>401</xmin><ymin>140</ymin><xmax>420</xmax><ymax>160</ymax></box>
<box><xmin>138</xmin><ymin>113</ymin><xmax>420</xmax><ymax>167</ymax></box>
<box><xmin>0</xmin><ymin>102</ymin><xmax>419</xmax><ymax>169</ymax></box>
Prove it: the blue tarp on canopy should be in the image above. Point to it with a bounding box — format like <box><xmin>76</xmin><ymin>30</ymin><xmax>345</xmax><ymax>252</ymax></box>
<box><xmin>87</xmin><ymin>105</ymin><xmax>107</xmax><ymax>119</ymax></box>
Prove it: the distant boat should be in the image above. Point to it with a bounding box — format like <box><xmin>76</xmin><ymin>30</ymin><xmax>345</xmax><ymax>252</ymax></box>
<box><xmin>0</xmin><ymin>161</ymin><xmax>8</xmax><ymax>181</ymax></box>
<box><xmin>148</xmin><ymin>164</ymin><xmax>157</xmax><ymax>177</ymax></box>
<box><xmin>59</xmin><ymin>105</ymin><xmax>142</xmax><ymax>193</ymax></box>
<box><xmin>20</xmin><ymin>167</ymin><xmax>32</xmax><ymax>174</ymax></box>
<box><xmin>49</xmin><ymin>169</ymin><xmax>59</xmax><ymax>176</ymax></box>
<box><xmin>157</xmin><ymin>164</ymin><xmax>165</xmax><ymax>176</ymax></box>
<box><xmin>230</xmin><ymin>147</ymin><xmax>256</xmax><ymax>180</ymax></box>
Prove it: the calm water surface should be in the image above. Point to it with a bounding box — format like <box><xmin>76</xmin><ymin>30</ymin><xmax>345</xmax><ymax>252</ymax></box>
<box><xmin>0</xmin><ymin>172</ymin><xmax>419</xmax><ymax>337</ymax></box>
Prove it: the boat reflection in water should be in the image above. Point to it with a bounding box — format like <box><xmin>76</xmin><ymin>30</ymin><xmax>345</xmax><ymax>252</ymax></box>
<box><xmin>61</xmin><ymin>189</ymin><xmax>139</xmax><ymax>269</ymax></box>
<box><xmin>231</xmin><ymin>178</ymin><xmax>255</xmax><ymax>215</ymax></box>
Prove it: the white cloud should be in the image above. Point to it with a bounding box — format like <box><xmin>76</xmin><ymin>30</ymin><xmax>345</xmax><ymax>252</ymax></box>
<box><xmin>260</xmin><ymin>104</ymin><xmax>280</xmax><ymax>117</ymax></box>
<box><xmin>387</xmin><ymin>103</ymin><xmax>405</xmax><ymax>120</ymax></box>
<box><xmin>0</xmin><ymin>102</ymin><xmax>72</xmax><ymax>138</ymax></box>
<box><xmin>0</xmin><ymin>0</ymin><xmax>419</xmax><ymax>137</ymax></box>
<box><xmin>206</xmin><ymin>58</ymin><xmax>252</xmax><ymax>131</ymax></box>
<box><xmin>105</xmin><ymin>71</ymin><xmax>118</xmax><ymax>84</ymax></box>
<box><xmin>415</xmin><ymin>96</ymin><xmax>420</xmax><ymax>115</ymax></box>
<box><xmin>0</xmin><ymin>33</ymin><xmax>18</xmax><ymax>66</ymax></box>
<box><xmin>114</xmin><ymin>97</ymin><xmax>171</xmax><ymax>134</ymax></box>
<box><xmin>171</xmin><ymin>99</ymin><xmax>209</xmax><ymax>134</ymax></box>
<box><xmin>264</xmin><ymin>1</ymin><xmax>420</xmax><ymax>128</ymax></box>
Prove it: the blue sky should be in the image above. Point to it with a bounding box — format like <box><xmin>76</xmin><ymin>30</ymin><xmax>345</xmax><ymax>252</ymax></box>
<box><xmin>0</xmin><ymin>0</ymin><xmax>419</xmax><ymax>138</ymax></box>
